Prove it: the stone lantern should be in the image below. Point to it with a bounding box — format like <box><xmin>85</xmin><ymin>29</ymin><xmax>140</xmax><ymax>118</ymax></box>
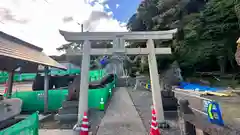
<box><xmin>235</xmin><ymin>38</ymin><xmax>240</xmax><ymax>66</ymax></box>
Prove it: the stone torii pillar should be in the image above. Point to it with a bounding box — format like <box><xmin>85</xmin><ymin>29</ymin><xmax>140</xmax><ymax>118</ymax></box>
<box><xmin>59</xmin><ymin>29</ymin><xmax>177</xmax><ymax>126</ymax></box>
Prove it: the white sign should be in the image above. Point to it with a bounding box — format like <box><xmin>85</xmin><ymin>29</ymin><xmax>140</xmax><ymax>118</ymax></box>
<box><xmin>203</xmin><ymin>100</ymin><xmax>211</xmax><ymax>113</ymax></box>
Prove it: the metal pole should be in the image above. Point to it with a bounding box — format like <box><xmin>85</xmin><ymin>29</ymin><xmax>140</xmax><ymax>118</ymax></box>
<box><xmin>6</xmin><ymin>70</ymin><xmax>14</xmax><ymax>99</ymax></box>
<box><xmin>81</xmin><ymin>24</ymin><xmax>84</xmax><ymax>32</ymax></box>
<box><xmin>77</xmin><ymin>40</ymin><xmax>91</xmax><ymax>123</ymax></box>
<box><xmin>44</xmin><ymin>66</ymin><xmax>49</xmax><ymax>113</ymax></box>
<box><xmin>147</xmin><ymin>39</ymin><xmax>165</xmax><ymax>124</ymax></box>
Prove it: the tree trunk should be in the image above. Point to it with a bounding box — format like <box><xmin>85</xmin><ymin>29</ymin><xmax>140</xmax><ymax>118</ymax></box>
<box><xmin>217</xmin><ymin>56</ymin><xmax>226</xmax><ymax>74</ymax></box>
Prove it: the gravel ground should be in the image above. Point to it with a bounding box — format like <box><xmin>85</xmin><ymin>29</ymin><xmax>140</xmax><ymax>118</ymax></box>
<box><xmin>127</xmin><ymin>87</ymin><xmax>182</xmax><ymax>135</ymax></box>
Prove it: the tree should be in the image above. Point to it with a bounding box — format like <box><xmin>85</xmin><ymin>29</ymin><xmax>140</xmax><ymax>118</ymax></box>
<box><xmin>196</xmin><ymin>0</ymin><xmax>239</xmax><ymax>73</ymax></box>
<box><xmin>127</xmin><ymin>13</ymin><xmax>146</xmax><ymax>31</ymax></box>
<box><xmin>127</xmin><ymin>0</ymin><xmax>240</xmax><ymax>75</ymax></box>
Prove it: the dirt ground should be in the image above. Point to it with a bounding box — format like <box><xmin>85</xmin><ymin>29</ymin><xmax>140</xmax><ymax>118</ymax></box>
<box><xmin>127</xmin><ymin>88</ymin><xmax>181</xmax><ymax>135</ymax></box>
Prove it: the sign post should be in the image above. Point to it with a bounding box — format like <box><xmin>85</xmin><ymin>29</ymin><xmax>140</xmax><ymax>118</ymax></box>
<box><xmin>207</xmin><ymin>101</ymin><xmax>224</xmax><ymax>126</ymax></box>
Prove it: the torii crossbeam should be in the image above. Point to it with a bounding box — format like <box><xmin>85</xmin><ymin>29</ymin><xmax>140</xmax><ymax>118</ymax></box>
<box><xmin>59</xmin><ymin>29</ymin><xmax>177</xmax><ymax>125</ymax></box>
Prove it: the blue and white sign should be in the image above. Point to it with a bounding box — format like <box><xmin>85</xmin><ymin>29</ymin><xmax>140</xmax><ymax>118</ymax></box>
<box><xmin>207</xmin><ymin>101</ymin><xmax>224</xmax><ymax>126</ymax></box>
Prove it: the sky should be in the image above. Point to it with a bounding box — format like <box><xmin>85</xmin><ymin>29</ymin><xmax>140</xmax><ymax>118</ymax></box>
<box><xmin>0</xmin><ymin>0</ymin><xmax>141</xmax><ymax>55</ymax></box>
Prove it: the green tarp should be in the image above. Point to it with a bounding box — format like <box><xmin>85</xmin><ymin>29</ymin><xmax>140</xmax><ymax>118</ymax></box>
<box><xmin>0</xmin><ymin>68</ymin><xmax>81</xmax><ymax>83</ymax></box>
<box><xmin>0</xmin><ymin>112</ymin><xmax>39</xmax><ymax>135</ymax></box>
<box><xmin>9</xmin><ymin>69</ymin><xmax>111</xmax><ymax>112</ymax></box>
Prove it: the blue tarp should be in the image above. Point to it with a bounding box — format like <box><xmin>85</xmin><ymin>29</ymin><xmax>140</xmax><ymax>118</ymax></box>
<box><xmin>179</xmin><ymin>82</ymin><xmax>222</xmax><ymax>92</ymax></box>
<box><xmin>100</xmin><ymin>56</ymin><xmax>108</xmax><ymax>66</ymax></box>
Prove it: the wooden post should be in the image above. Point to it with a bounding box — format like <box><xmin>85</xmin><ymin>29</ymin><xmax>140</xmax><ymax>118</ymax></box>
<box><xmin>81</xmin><ymin>24</ymin><xmax>83</xmax><ymax>32</ymax></box>
<box><xmin>44</xmin><ymin>66</ymin><xmax>49</xmax><ymax>113</ymax></box>
<box><xmin>6</xmin><ymin>70</ymin><xmax>14</xmax><ymax>98</ymax></box>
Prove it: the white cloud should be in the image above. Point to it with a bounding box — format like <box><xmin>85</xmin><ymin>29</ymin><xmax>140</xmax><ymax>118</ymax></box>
<box><xmin>107</xmin><ymin>11</ymin><xmax>113</xmax><ymax>17</ymax></box>
<box><xmin>105</xmin><ymin>4</ymin><xmax>110</xmax><ymax>9</ymax></box>
<box><xmin>86</xmin><ymin>0</ymin><xmax>96</xmax><ymax>3</ymax></box>
<box><xmin>0</xmin><ymin>0</ymin><xmax>127</xmax><ymax>56</ymax></box>
<box><xmin>116</xmin><ymin>4</ymin><xmax>120</xmax><ymax>9</ymax></box>
<box><xmin>94</xmin><ymin>19</ymin><xmax>126</xmax><ymax>31</ymax></box>
<box><xmin>97</xmin><ymin>0</ymin><xmax>108</xmax><ymax>4</ymax></box>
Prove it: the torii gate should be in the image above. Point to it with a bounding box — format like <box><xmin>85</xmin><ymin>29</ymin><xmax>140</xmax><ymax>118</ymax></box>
<box><xmin>59</xmin><ymin>29</ymin><xmax>177</xmax><ymax>125</ymax></box>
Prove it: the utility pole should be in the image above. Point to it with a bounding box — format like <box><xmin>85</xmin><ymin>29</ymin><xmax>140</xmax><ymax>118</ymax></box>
<box><xmin>81</xmin><ymin>24</ymin><xmax>84</xmax><ymax>32</ymax></box>
<box><xmin>77</xmin><ymin>22</ymin><xmax>83</xmax><ymax>32</ymax></box>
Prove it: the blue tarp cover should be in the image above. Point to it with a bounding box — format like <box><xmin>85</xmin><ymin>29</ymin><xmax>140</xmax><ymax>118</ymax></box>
<box><xmin>179</xmin><ymin>82</ymin><xmax>222</xmax><ymax>92</ymax></box>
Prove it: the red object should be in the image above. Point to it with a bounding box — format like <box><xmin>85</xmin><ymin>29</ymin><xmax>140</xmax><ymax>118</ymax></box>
<box><xmin>150</xmin><ymin>106</ymin><xmax>161</xmax><ymax>135</ymax></box>
<box><xmin>80</xmin><ymin>112</ymin><xmax>89</xmax><ymax>135</ymax></box>
<box><xmin>3</xmin><ymin>82</ymin><xmax>8</xmax><ymax>94</ymax></box>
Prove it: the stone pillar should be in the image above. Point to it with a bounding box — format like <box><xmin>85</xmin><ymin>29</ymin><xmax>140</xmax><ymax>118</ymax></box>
<box><xmin>147</xmin><ymin>39</ymin><xmax>165</xmax><ymax>123</ymax></box>
<box><xmin>77</xmin><ymin>40</ymin><xmax>91</xmax><ymax>123</ymax></box>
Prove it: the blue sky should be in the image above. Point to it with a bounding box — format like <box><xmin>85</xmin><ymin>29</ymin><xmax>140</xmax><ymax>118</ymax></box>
<box><xmin>105</xmin><ymin>0</ymin><xmax>141</xmax><ymax>22</ymax></box>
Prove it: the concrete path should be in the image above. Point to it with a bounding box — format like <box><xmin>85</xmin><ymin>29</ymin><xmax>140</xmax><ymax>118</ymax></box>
<box><xmin>96</xmin><ymin>87</ymin><xmax>147</xmax><ymax>135</ymax></box>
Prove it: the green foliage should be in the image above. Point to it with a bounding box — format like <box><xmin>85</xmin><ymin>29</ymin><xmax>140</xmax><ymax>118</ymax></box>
<box><xmin>127</xmin><ymin>14</ymin><xmax>146</xmax><ymax>31</ymax></box>
<box><xmin>127</xmin><ymin>0</ymin><xmax>240</xmax><ymax>75</ymax></box>
<box><xmin>179</xmin><ymin>0</ymin><xmax>240</xmax><ymax>73</ymax></box>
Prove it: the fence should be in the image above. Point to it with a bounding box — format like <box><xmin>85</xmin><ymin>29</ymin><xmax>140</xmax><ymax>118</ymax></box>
<box><xmin>173</xmin><ymin>89</ymin><xmax>212</xmax><ymax>116</ymax></box>
<box><xmin>133</xmin><ymin>76</ymin><xmax>150</xmax><ymax>90</ymax></box>
<box><xmin>0</xmin><ymin>68</ymin><xmax>82</xmax><ymax>83</ymax></box>
<box><xmin>0</xmin><ymin>112</ymin><xmax>39</xmax><ymax>135</ymax></box>
<box><xmin>173</xmin><ymin>88</ymin><xmax>240</xmax><ymax>135</ymax></box>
